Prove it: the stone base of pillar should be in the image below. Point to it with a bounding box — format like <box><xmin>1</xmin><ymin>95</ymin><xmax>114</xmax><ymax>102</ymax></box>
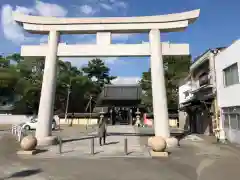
<box><xmin>36</xmin><ymin>136</ymin><xmax>58</xmax><ymax>146</ymax></box>
<box><xmin>165</xmin><ymin>137</ymin><xmax>179</xmax><ymax>148</ymax></box>
<box><xmin>150</xmin><ymin>136</ymin><xmax>167</xmax><ymax>152</ymax></box>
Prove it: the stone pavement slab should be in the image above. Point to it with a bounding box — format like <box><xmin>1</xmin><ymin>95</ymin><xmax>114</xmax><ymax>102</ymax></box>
<box><xmin>25</xmin><ymin>125</ymin><xmax>150</xmax><ymax>159</ymax></box>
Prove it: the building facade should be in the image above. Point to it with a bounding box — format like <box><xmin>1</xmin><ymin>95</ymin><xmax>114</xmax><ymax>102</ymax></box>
<box><xmin>215</xmin><ymin>40</ymin><xmax>240</xmax><ymax>144</ymax></box>
<box><xmin>94</xmin><ymin>84</ymin><xmax>142</xmax><ymax>125</ymax></box>
<box><xmin>179</xmin><ymin>48</ymin><xmax>225</xmax><ymax>135</ymax></box>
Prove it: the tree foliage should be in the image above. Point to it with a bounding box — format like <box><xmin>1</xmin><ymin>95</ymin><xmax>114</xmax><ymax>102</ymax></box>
<box><xmin>82</xmin><ymin>58</ymin><xmax>116</xmax><ymax>88</ymax></box>
<box><xmin>139</xmin><ymin>56</ymin><xmax>191</xmax><ymax>111</ymax></box>
<box><xmin>0</xmin><ymin>54</ymin><xmax>115</xmax><ymax>114</ymax></box>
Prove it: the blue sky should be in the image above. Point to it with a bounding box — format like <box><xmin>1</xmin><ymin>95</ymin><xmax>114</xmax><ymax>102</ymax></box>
<box><xmin>0</xmin><ymin>0</ymin><xmax>240</xmax><ymax>84</ymax></box>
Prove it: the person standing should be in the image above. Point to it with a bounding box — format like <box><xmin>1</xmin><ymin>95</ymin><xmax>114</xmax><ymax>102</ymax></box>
<box><xmin>98</xmin><ymin>114</ymin><xmax>107</xmax><ymax>146</ymax></box>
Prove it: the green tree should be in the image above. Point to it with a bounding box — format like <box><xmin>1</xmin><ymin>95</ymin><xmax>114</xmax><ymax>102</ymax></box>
<box><xmin>139</xmin><ymin>55</ymin><xmax>191</xmax><ymax>111</ymax></box>
<box><xmin>139</xmin><ymin>69</ymin><xmax>152</xmax><ymax>111</ymax></box>
<box><xmin>0</xmin><ymin>54</ymin><xmax>116</xmax><ymax>114</ymax></box>
<box><xmin>55</xmin><ymin>60</ymin><xmax>96</xmax><ymax>113</ymax></box>
<box><xmin>6</xmin><ymin>53</ymin><xmax>23</xmax><ymax>63</ymax></box>
<box><xmin>11</xmin><ymin>57</ymin><xmax>44</xmax><ymax>114</ymax></box>
<box><xmin>82</xmin><ymin>58</ymin><xmax>116</xmax><ymax>88</ymax></box>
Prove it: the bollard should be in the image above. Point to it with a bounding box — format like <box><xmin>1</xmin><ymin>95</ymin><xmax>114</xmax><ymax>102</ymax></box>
<box><xmin>58</xmin><ymin>136</ymin><xmax>62</xmax><ymax>154</ymax></box>
<box><xmin>91</xmin><ymin>137</ymin><xmax>95</xmax><ymax>155</ymax></box>
<box><xmin>13</xmin><ymin>125</ymin><xmax>17</xmax><ymax>135</ymax></box>
<box><xmin>17</xmin><ymin>126</ymin><xmax>22</xmax><ymax>142</ymax></box>
<box><xmin>124</xmin><ymin>137</ymin><xmax>128</xmax><ymax>155</ymax></box>
<box><xmin>17</xmin><ymin>130</ymin><xmax>21</xmax><ymax>142</ymax></box>
<box><xmin>18</xmin><ymin>130</ymin><xmax>24</xmax><ymax>142</ymax></box>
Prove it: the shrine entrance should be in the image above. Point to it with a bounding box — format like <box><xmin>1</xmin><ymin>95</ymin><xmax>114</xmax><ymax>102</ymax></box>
<box><xmin>109</xmin><ymin>107</ymin><xmax>143</xmax><ymax>125</ymax></box>
<box><xmin>93</xmin><ymin>84</ymin><xmax>142</xmax><ymax>125</ymax></box>
<box><xmin>14</xmin><ymin>9</ymin><xmax>200</xmax><ymax>145</ymax></box>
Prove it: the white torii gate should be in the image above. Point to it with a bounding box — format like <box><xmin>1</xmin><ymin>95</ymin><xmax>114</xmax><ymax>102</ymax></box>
<box><xmin>14</xmin><ymin>9</ymin><xmax>200</xmax><ymax>146</ymax></box>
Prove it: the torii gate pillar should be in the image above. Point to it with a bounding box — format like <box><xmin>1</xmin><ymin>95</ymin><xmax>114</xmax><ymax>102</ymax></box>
<box><xmin>35</xmin><ymin>31</ymin><xmax>59</xmax><ymax>145</ymax></box>
<box><xmin>149</xmin><ymin>29</ymin><xmax>169</xmax><ymax>137</ymax></box>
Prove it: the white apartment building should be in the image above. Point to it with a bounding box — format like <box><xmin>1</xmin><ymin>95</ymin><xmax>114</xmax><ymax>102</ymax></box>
<box><xmin>215</xmin><ymin>39</ymin><xmax>240</xmax><ymax>144</ymax></box>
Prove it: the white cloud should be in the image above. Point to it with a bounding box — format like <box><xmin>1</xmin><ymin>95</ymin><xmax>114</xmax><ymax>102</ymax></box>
<box><xmin>100</xmin><ymin>3</ymin><xmax>113</xmax><ymax>11</ymax></box>
<box><xmin>1</xmin><ymin>1</ymin><xmax>67</xmax><ymax>44</ymax></box>
<box><xmin>75</xmin><ymin>0</ymin><xmax>128</xmax><ymax>15</ymax></box>
<box><xmin>15</xmin><ymin>6</ymin><xmax>35</xmax><ymax>14</ymax></box>
<box><xmin>35</xmin><ymin>1</ymin><xmax>67</xmax><ymax>17</ymax></box>
<box><xmin>1</xmin><ymin>5</ymin><xmax>34</xmax><ymax>44</ymax></box>
<box><xmin>79</xmin><ymin>5</ymin><xmax>96</xmax><ymax>15</ymax></box>
<box><xmin>111</xmin><ymin>77</ymin><xmax>141</xmax><ymax>85</ymax></box>
<box><xmin>99</xmin><ymin>0</ymin><xmax>128</xmax><ymax>12</ymax></box>
<box><xmin>114</xmin><ymin>1</ymin><xmax>128</xmax><ymax>9</ymax></box>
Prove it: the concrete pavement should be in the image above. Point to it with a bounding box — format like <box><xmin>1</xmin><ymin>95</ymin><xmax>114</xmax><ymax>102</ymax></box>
<box><xmin>1</xmin><ymin>125</ymin><xmax>240</xmax><ymax>179</ymax></box>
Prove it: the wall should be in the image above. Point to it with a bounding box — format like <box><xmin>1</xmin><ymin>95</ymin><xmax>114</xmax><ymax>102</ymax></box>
<box><xmin>0</xmin><ymin>115</ymin><xmax>32</xmax><ymax>124</ymax></box>
<box><xmin>178</xmin><ymin>111</ymin><xmax>189</xmax><ymax>130</ymax></box>
<box><xmin>178</xmin><ymin>82</ymin><xmax>193</xmax><ymax>130</ymax></box>
<box><xmin>224</xmin><ymin>128</ymin><xmax>240</xmax><ymax>144</ymax></box>
<box><xmin>59</xmin><ymin>118</ymin><xmax>98</xmax><ymax>125</ymax></box>
<box><xmin>215</xmin><ymin>39</ymin><xmax>240</xmax><ymax>144</ymax></box>
<box><xmin>178</xmin><ymin>81</ymin><xmax>194</xmax><ymax>104</ymax></box>
<box><xmin>0</xmin><ymin>115</ymin><xmax>98</xmax><ymax>125</ymax></box>
<box><xmin>215</xmin><ymin>40</ymin><xmax>240</xmax><ymax>107</ymax></box>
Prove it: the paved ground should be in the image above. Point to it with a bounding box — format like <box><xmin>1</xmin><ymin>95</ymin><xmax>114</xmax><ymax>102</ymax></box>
<box><xmin>1</xmin><ymin>125</ymin><xmax>240</xmax><ymax>179</ymax></box>
<box><xmin>25</xmin><ymin>125</ymin><xmax>150</xmax><ymax>158</ymax></box>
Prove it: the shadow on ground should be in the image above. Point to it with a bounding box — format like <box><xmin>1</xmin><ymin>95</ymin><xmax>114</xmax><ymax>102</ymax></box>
<box><xmin>108</xmin><ymin>131</ymin><xmax>189</xmax><ymax>142</ymax></box>
<box><xmin>62</xmin><ymin>136</ymin><xmax>96</xmax><ymax>143</ymax></box>
<box><xmin>0</xmin><ymin>168</ymin><xmax>42</xmax><ymax>180</ymax></box>
<box><xmin>104</xmin><ymin>141</ymin><xmax>119</xmax><ymax>145</ymax></box>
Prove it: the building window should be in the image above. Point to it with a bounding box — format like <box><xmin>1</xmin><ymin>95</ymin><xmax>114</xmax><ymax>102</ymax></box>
<box><xmin>184</xmin><ymin>91</ymin><xmax>189</xmax><ymax>98</ymax></box>
<box><xmin>237</xmin><ymin>115</ymin><xmax>240</xmax><ymax>129</ymax></box>
<box><xmin>223</xmin><ymin>63</ymin><xmax>239</xmax><ymax>87</ymax></box>
<box><xmin>224</xmin><ymin>114</ymin><xmax>229</xmax><ymax>128</ymax></box>
<box><xmin>222</xmin><ymin>106</ymin><xmax>240</xmax><ymax>130</ymax></box>
<box><xmin>229</xmin><ymin>114</ymin><xmax>238</xmax><ymax>130</ymax></box>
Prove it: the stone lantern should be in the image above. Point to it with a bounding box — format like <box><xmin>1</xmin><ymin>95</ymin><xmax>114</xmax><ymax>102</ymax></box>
<box><xmin>99</xmin><ymin>109</ymin><xmax>105</xmax><ymax>119</ymax></box>
<box><xmin>135</xmin><ymin>108</ymin><xmax>141</xmax><ymax>126</ymax></box>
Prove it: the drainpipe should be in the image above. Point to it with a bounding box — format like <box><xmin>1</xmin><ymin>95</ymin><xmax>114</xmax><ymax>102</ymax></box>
<box><xmin>212</xmin><ymin>50</ymin><xmax>226</xmax><ymax>143</ymax></box>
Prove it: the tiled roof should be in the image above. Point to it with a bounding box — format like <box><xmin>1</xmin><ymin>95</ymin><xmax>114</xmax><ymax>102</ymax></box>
<box><xmin>96</xmin><ymin>84</ymin><xmax>142</xmax><ymax>106</ymax></box>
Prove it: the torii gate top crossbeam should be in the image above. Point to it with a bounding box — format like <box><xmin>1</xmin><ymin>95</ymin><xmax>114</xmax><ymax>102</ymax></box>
<box><xmin>13</xmin><ymin>9</ymin><xmax>200</xmax><ymax>34</ymax></box>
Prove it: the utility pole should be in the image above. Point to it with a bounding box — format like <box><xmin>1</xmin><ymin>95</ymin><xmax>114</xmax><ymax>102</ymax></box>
<box><xmin>85</xmin><ymin>95</ymin><xmax>93</xmax><ymax>129</ymax></box>
<box><xmin>64</xmin><ymin>81</ymin><xmax>71</xmax><ymax>125</ymax></box>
